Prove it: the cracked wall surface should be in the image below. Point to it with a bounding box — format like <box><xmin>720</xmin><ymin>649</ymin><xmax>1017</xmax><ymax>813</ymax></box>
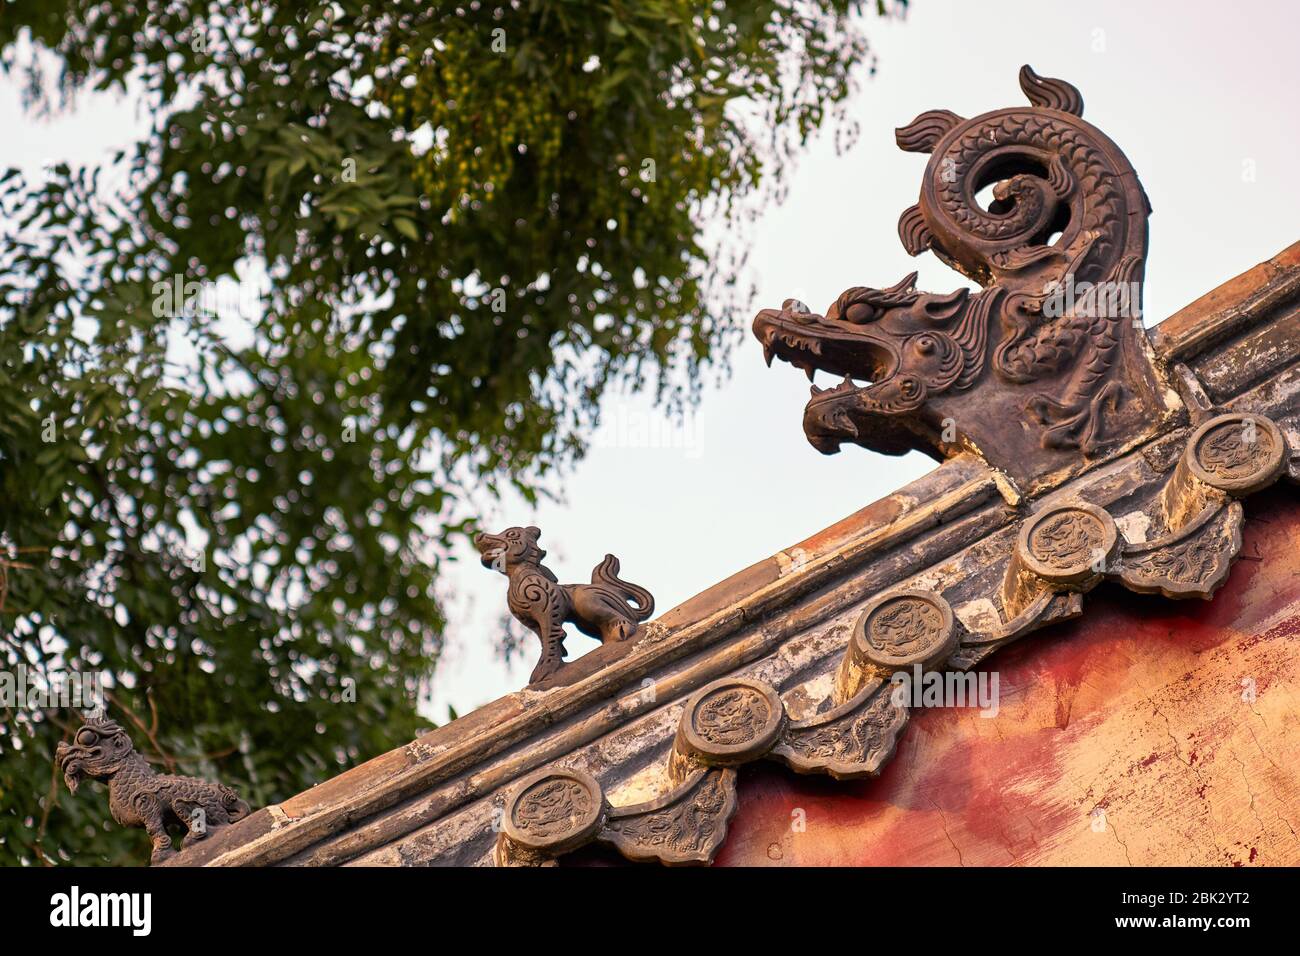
<box><xmin>674</xmin><ymin>486</ymin><xmax>1300</xmax><ymax>867</ymax></box>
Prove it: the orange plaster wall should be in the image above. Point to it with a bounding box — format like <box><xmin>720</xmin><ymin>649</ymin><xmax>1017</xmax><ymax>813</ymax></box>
<box><xmin>714</xmin><ymin>486</ymin><xmax>1300</xmax><ymax>867</ymax></box>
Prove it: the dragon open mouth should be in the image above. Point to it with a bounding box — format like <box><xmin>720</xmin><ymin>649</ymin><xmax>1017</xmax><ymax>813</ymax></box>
<box><xmin>753</xmin><ymin>299</ymin><xmax>927</xmax><ymax>457</ymax></box>
<box><xmin>753</xmin><ymin>301</ymin><xmax>900</xmax><ymax>388</ymax></box>
<box><xmin>758</xmin><ymin>321</ymin><xmax>824</xmax><ymax>379</ymax></box>
<box><xmin>807</xmin><ymin>374</ymin><xmax>866</xmax><ymax>406</ymax></box>
<box><xmin>474</xmin><ymin>531</ymin><xmax>507</xmax><ymax>568</ymax></box>
<box><xmin>55</xmin><ymin>743</ymin><xmax>84</xmax><ymax>794</ymax></box>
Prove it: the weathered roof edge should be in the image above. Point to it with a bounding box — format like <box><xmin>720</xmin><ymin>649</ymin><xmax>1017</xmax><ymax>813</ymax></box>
<box><xmin>167</xmin><ymin>240</ymin><xmax>1300</xmax><ymax>867</ymax></box>
<box><xmin>174</xmin><ymin>454</ymin><xmax>1007</xmax><ymax>865</ymax></box>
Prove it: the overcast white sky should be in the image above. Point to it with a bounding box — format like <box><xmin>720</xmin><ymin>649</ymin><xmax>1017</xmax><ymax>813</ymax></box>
<box><xmin>7</xmin><ymin>1</ymin><xmax>1299</xmax><ymax>723</ymax></box>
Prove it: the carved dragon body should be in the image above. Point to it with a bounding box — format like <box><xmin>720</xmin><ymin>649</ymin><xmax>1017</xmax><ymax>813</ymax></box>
<box><xmin>476</xmin><ymin>526</ymin><xmax>655</xmax><ymax>684</ymax></box>
<box><xmin>754</xmin><ymin>66</ymin><xmax>1176</xmax><ymax>490</ymax></box>
<box><xmin>56</xmin><ymin>717</ymin><xmax>251</xmax><ymax>864</ymax></box>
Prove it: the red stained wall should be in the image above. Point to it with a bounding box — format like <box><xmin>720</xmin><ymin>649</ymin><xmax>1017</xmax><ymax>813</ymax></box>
<box><xmin>715</xmin><ymin>486</ymin><xmax>1300</xmax><ymax>866</ymax></box>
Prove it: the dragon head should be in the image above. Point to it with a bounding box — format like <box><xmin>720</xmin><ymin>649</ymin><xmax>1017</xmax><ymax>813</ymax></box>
<box><xmin>753</xmin><ymin>274</ymin><xmax>988</xmax><ymax>456</ymax></box>
<box><xmin>56</xmin><ymin>717</ymin><xmax>135</xmax><ymax>795</ymax></box>
<box><xmin>474</xmin><ymin>526</ymin><xmax>545</xmax><ymax>572</ymax></box>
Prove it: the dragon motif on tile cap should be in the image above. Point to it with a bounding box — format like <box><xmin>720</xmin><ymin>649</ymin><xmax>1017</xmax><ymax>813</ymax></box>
<box><xmin>754</xmin><ymin>65</ymin><xmax>1179</xmax><ymax>490</ymax></box>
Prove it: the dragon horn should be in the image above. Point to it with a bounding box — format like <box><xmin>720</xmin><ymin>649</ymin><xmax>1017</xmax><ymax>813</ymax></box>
<box><xmin>884</xmin><ymin>272</ymin><xmax>920</xmax><ymax>295</ymax></box>
<box><xmin>1019</xmin><ymin>65</ymin><xmax>1084</xmax><ymax>117</ymax></box>
<box><xmin>895</xmin><ymin>110</ymin><xmax>965</xmax><ymax>154</ymax></box>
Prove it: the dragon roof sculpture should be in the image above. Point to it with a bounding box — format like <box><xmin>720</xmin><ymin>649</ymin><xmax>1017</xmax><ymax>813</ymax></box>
<box><xmin>140</xmin><ymin>62</ymin><xmax>1300</xmax><ymax>872</ymax></box>
<box><xmin>755</xmin><ymin>65</ymin><xmax>1181</xmax><ymax>492</ymax></box>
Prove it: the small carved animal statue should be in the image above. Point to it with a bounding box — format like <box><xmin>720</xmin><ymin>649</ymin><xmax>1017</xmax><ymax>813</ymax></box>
<box><xmin>56</xmin><ymin>717</ymin><xmax>250</xmax><ymax>864</ymax></box>
<box><xmin>475</xmin><ymin>526</ymin><xmax>655</xmax><ymax>684</ymax></box>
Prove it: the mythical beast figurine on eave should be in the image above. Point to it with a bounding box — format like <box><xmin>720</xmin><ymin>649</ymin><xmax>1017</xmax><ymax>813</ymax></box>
<box><xmin>476</xmin><ymin>526</ymin><xmax>655</xmax><ymax>684</ymax></box>
<box><xmin>57</xmin><ymin>717</ymin><xmax>251</xmax><ymax>864</ymax></box>
<box><xmin>754</xmin><ymin>66</ymin><xmax>1180</xmax><ymax>492</ymax></box>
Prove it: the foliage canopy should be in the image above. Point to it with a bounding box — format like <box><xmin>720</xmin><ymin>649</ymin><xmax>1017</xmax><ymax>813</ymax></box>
<box><xmin>0</xmin><ymin>1</ymin><xmax>894</xmax><ymax>864</ymax></box>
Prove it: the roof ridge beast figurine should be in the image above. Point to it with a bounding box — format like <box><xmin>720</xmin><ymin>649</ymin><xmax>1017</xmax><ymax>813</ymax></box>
<box><xmin>56</xmin><ymin>716</ymin><xmax>251</xmax><ymax>864</ymax></box>
<box><xmin>476</xmin><ymin>525</ymin><xmax>655</xmax><ymax>684</ymax></box>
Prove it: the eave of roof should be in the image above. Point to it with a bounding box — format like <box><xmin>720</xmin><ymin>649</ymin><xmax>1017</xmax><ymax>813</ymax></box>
<box><xmin>167</xmin><ymin>240</ymin><xmax>1300</xmax><ymax>867</ymax></box>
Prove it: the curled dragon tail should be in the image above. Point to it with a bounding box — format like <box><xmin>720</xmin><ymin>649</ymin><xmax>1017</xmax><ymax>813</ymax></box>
<box><xmin>591</xmin><ymin>554</ymin><xmax>655</xmax><ymax>621</ymax></box>
<box><xmin>220</xmin><ymin>785</ymin><xmax>251</xmax><ymax>821</ymax></box>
